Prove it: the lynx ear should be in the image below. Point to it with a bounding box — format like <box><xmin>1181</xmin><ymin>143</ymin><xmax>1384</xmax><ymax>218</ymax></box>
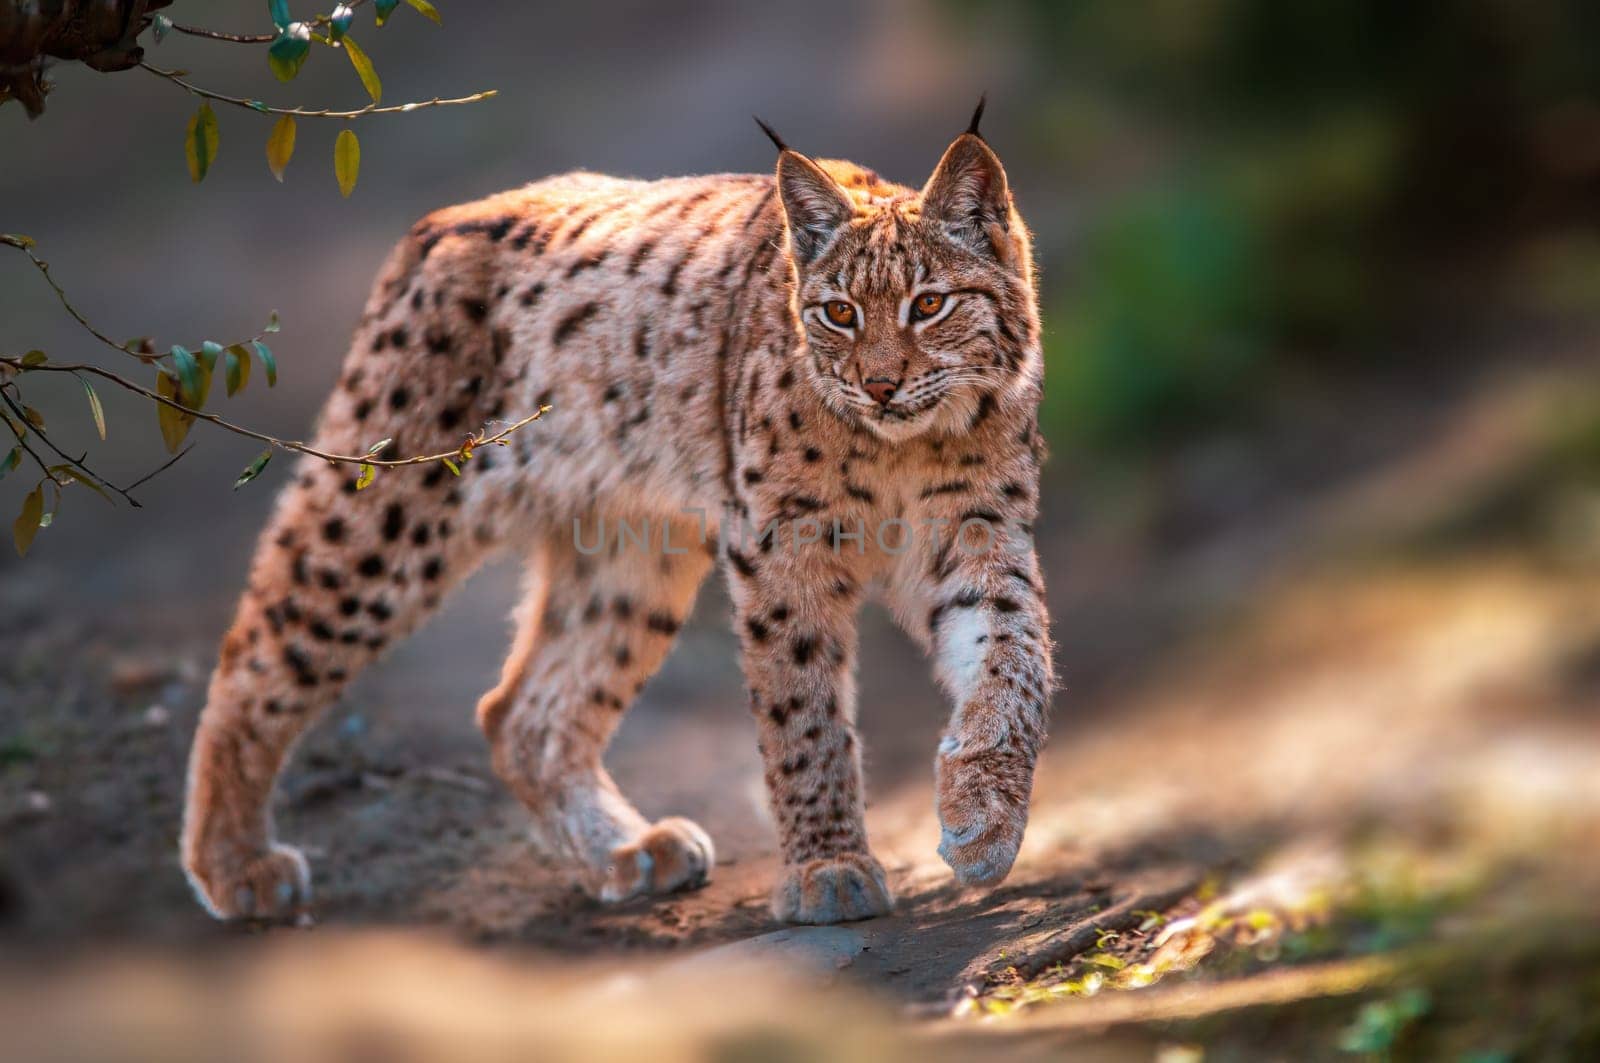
<box><xmin>776</xmin><ymin>151</ymin><xmax>854</xmax><ymax>264</ymax></box>
<box><xmin>921</xmin><ymin>133</ymin><xmax>1011</xmax><ymax>258</ymax></box>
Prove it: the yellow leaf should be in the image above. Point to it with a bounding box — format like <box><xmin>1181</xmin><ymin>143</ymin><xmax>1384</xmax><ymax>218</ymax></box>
<box><xmin>225</xmin><ymin>343</ymin><xmax>253</xmax><ymax>395</ymax></box>
<box><xmin>266</xmin><ymin>114</ymin><xmax>297</xmax><ymax>181</ymax></box>
<box><xmin>155</xmin><ymin>370</ymin><xmax>194</xmax><ymax>453</ymax></box>
<box><xmin>14</xmin><ymin>484</ymin><xmax>43</xmax><ymax>557</ymax></box>
<box><xmin>334</xmin><ymin>128</ymin><xmax>360</xmax><ymax>197</ymax></box>
<box><xmin>355</xmin><ymin>462</ymin><xmax>376</xmax><ymax>490</ymax></box>
<box><xmin>341</xmin><ymin>35</ymin><xmax>381</xmax><ymax>104</ymax></box>
<box><xmin>405</xmin><ymin>0</ymin><xmax>443</xmax><ymax>23</ymax></box>
<box><xmin>186</xmin><ymin>102</ymin><xmax>219</xmax><ymax>182</ymax></box>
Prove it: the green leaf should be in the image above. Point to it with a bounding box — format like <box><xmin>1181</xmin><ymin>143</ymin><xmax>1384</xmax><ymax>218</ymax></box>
<box><xmin>82</xmin><ymin>379</ymin><xmax>106</xmax><ymax>440</ymax></box>
<box><xmin>20</xmin><ymin>349</ymin><xmax>46</xmax><ymax>367</ymax></box>
<box><xmin>234</xmin><ymin>448</ymin><xmax>273</xmax><ymax>489</ymax></box>
<box><xmin>404</xmin><ymin>0</ymin><xmax>442</xmax><ymax>24</ymax></box>
<box><xmin>266</xmin><ymin>114</ymin><xmax>297</xmax><ymax>182</ymax></box>
<box><xmin>355</xmin><ymin>462</ymin><xmax>376</xmax><ymax>490</ymax></box>
<box><xmin>185</xmin><ymin>102</ymin><xmax>219</xmax><ymax>183</ymax></box>
<box><xmin>268</xmin><ymin>24</ymin><xmax>312</xmax><ymax>82</ymax></box>
<box><xmin>199</xmin><ymin>340</ymin><xmax>224</xmax><ymax>371</ymax></box>
<box><xmin>155</xmin><ymin>369</ymin><xmax>194</xmax><ymax>452</ymax></box>
<box><xmin>342</xmin><ymin>35</ymin><xmax>381</xmax><ymax>104</ymax></box>
<box><xmin>0</xmin><ymin>448</ymin><xmax>19</xmax><ymax>482</ymax></box>
<box><xmin>169</xmin><ymin>345</ymin><xmax>201</xmax><ymax>404</ymax></box>
<box><xmin>334</xmin><ymin>128</ymin><xmax>360</xmax><ymax>197</ymax></box>
<box><xmin>264</xmin><ymin>309</ymin><xmax>282</xmax><ymax>333</ymax></box>
<box><xmin>152</xmin><ymin>13</ymin><xmax>172</xmax><ymax>41</ymax></box>
<box><xmin>364</xmin><ymin>437</ymin><xmax>392</xmax><ymax>456</ymax></box>
<box><xmin>14</xmin><ymin>484</ymin><xmax>43</xmax><ymax>557</ymax></box>
<box><xmin>441</xmin><ymin>457</ymin><xmax>461</xmax><ymax>477</ymax></box>
<box><xmin>269</xmin><ymin>0</ymin><xmax>292</xmax><ymax>30</ymax></box>
<box><xmin>375</xmin><ymin>0</ymin><xmax>401</xmax><ymax>26</ymax></box>
<box><xmin>252</xmin><ymin>339</ymin><xmax>278</xmax><ymax>386</ymax></box>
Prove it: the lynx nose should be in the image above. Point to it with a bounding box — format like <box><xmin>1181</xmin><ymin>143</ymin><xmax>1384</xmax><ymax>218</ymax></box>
<box><xmin>864</xmin><ymin>377</ymin><xmax>899</xmax><ymax>406</ymax></box>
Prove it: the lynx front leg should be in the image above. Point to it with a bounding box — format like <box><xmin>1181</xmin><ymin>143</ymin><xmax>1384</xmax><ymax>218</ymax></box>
<box><xmin>914</xmin><ymin>517</ymin><xmax>1053</xmax><ymax>888</ymax></box>
<box><xmin>724</xmin><ymin>534</ymin><xmax>892</xmax><ymax>924</ymax></box>
<box><xmin>885</xmin><ymin>461</ymin><xmax>1054</xmax><ymax>891</ymax></box>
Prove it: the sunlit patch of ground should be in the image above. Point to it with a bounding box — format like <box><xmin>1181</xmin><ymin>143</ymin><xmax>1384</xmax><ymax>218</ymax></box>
<box><xmin>930</xmin><ymin>556</ymin><xmax>1600</xmax><ymax>1056</ymax></box>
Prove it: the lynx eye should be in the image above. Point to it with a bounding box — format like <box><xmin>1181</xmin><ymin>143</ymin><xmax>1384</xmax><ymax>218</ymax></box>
<box><xmin>824</xmin><ymin>301</ymin><xmax>857</xmax><ymax>328</ymax></box>
<box><xmin>911</xmin><ymin>292</ymin><xmax>946</xmax><ymax>321</ymax></box>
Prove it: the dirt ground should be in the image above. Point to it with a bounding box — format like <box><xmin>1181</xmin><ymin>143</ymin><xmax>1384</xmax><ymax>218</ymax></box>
<box><xmin>4</xmin><ymin>312</ymin><xmax>1600</xmax><ymax>1060</ymax></box>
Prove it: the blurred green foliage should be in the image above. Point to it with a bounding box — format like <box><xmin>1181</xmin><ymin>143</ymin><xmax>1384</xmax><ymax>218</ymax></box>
<box><xmin>1043</xmin><ymin>179</ymin><xmax>1267</xmax><ymax>446</ymax></box>
<box><xmin>968</xmin><ymin>0</ymin><xmax>1600</xmax><ymax>450</ymax></box>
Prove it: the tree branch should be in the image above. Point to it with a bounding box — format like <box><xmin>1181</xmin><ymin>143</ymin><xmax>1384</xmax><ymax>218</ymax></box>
<box><xmin>140</xmin><ymin>62</ymin><xmax>496</xmax><ymax>119</ymax></box>
<box><xmin>1</xmin><ymin>234</ymin><xmax>549</xmax><ymax>498</ymax></box>
<box><xmin>2</xmin><ymin>359</ymin><xmax>549</xmax><ymax>470</ymax></box>
<box><xmin>167</xmin><ymin>0</ymin><xmax>374</xmax><ymax>45</ymax></box>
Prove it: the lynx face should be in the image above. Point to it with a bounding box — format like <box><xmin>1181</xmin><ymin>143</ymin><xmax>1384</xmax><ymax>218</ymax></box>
<box><xmin>779</xmin><ymin>136</ymin><xmax>1037</xmax><ymax>442</ymax></box>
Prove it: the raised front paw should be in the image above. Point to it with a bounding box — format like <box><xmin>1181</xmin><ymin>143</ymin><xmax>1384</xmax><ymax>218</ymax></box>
<box><xmin>184</xmin><ymin>841</ymin><xmax>312</xmax><ymax>921</ymax></box>
<box><xmin>771</xmin><ymin>852</ymin><xmax>894</xmax><ymax>924</ymax></box>
<box><xmin>936</xmin><ymin>751</ymin><xmax>1031</xmax><ymax>887</ymax></box>
<box><xmin>599</xmin><ymin>816</ymin><xmax>715</xmax><ymax>903</ymax></box>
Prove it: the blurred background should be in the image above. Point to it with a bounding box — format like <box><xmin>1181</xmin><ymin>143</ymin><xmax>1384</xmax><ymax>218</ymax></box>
<box><xmin>3</xmin><ymin>1</ymin><xmax>1600</xmax><ymax>1058</ymax></box>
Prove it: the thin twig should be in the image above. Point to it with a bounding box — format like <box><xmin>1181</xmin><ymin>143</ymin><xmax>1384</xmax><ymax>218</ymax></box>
<box><xmin>0</xmin><ymin>236</ymin><xmax>150</xmax><ymax>364</ymax></box>
<box><xmin>165</xmin><ymin>25</ymin><xmax>274</xmax><ymax>44</ymax></box>
<box><xmin>125</xmin><ymin>442</ymin><xmax>196</xmax><ymax>493</ymax></box>
<box><xmin>140</xmin><ymin>62</ymin><xmax>497</xmax><ymax>119</ymax></box>
<box><xmin>0</xmin><ymin>399</ymin><xmax>70</xmax><ymax>490</ymax></box>
<box><xmin>2</xmin><ymin>359</ymin><xmax>549</xmax><ymax>470</ymax></box>
<box><xmin>167</xmin><ymin>0</ymin><xmax>373</xmax><ymax>45</ymax></box>
<box><xmin>0</xmin><ymin>385</ymin><xmax>136</xmax><ymax>505</ymax></box>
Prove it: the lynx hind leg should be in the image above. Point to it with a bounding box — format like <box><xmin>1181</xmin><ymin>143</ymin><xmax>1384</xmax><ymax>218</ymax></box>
<box><xmin>182</xmin><ymin>454</ymin><xmax>498</xmax><ymax>921</ymax></box>
<box><xmin>183</xmin><ymin>222</ymin><xmax>529</xmax><ymax>920</ymax></box>
<box><xmin>480</xmin><ymin>516</ymin><xmax>716</xmax><ymax>902</ymax></box>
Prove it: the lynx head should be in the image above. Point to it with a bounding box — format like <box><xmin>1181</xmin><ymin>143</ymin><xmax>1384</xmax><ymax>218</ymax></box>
<box><xmin>767</xmin><ymin>102</ymin><xmax>1040</xmax><ymax>443</ymax></box>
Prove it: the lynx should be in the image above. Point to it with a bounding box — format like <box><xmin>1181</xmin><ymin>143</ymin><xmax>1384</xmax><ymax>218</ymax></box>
<box><xmin>181</xmin><ymin>103</ymin><xmax>1053</xmax><ymax>926</ymax></box>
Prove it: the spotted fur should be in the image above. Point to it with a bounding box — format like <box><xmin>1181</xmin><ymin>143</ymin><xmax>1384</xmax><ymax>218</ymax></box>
<box><xmin>181</xmin><ymin>122</ymin><xmax>1053</xmax><ymax>926</ymax></box>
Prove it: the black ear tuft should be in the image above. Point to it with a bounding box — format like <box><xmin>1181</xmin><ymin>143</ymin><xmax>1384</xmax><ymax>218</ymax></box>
<box><xmin>966</xmin><ymin>93</ymin><xmax>988</xmax><ymax>139</ymax></box>
<box><xmin>754</xmin><ymin>116</ymin><xmax>788</xmax><ymax>154</ymax></box>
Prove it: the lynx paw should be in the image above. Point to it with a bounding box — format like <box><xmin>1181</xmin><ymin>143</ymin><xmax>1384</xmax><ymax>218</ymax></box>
<box><xmin>771</xmin><ymin>852</ymin><xmax>894</xmax><ymax>924</ymax></box>
<box><xmin>184</xmin><ymin>842</ymin><xmax>311</xmax><ymax>921</ymax></box>
<box><xmin>598</xmin><ymin>817</ymin><xmax>714</xmax><ymax>903</ymax></box>
<box><xmin>937</xmin><ymin>753</ymin><xmax>1029</xmax><ymax>887</ymax></box>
